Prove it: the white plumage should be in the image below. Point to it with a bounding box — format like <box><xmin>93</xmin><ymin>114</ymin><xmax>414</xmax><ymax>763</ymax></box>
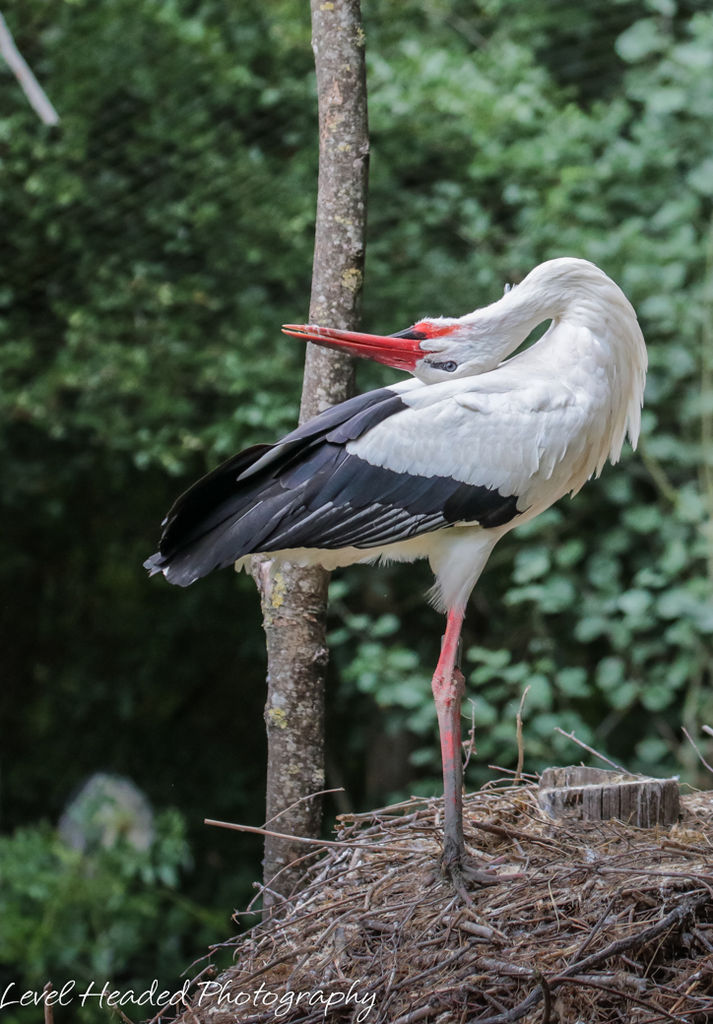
<box><xmin>270</xmin><ymin>258</ymin><xmax>646</xmax><ymax>611</ymax></box>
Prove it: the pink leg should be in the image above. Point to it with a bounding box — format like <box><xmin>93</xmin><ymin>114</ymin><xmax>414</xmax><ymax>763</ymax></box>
<box><xmin>431</xmin><ymin>608</ymin><xmax>466</xmax><ymax>870</ymax></box>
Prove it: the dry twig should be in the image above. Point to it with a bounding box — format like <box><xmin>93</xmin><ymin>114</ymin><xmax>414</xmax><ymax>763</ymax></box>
<box><xmin>514</xmin><ymin>685</ymin><xmax>530</xmax><ymax>781</ymax></box>
<box><xmin>554</xmin><ymin>727</ymin><xmax>627</xmax><ymax>771</ymax></box>
<box><xmin>682</xmin><ymin>725</ymin><xmax>713</xmax><ymax>776</ymax></box>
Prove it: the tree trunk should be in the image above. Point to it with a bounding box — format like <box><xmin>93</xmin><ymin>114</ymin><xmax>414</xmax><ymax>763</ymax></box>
<box><xmin>254</xmin><ymin>0</ymin><xmax>368</xmax><ymax>908</ymax></box>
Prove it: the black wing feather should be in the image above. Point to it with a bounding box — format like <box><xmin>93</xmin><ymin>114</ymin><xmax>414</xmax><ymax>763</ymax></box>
<box><xmin>145</xmin><ymin>386</ymin><xmax>520</xmax><ymax>587</ymax></box>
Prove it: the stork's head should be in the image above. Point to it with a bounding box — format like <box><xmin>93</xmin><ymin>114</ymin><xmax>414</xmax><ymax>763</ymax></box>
<box><xmin>282</xmin><ymin>311</ymin><xmax>510</xmax><ymax>384</ymax></box>
<box><xmin>283</xmin><ymin>257</ymin><xmax>646</xmax><ymax>387</ymax></box>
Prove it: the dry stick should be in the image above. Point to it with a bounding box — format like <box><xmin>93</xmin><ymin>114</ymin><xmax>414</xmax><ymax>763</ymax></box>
<box><xmin>43</xmin><ymin>983</ymin><xmax>54</xmax><ymax>1024</ymax></box>
<box><xmin>475</xmin><ymin>957</ymin><xmax>534</xmax><ymax>978</ymax></box>
<box><xmin>463</xmin><ymin>699</ymin><xmax>477</xmax><ymax>771</ymax></box>
<box><xmin>486</xmin><ymin>765</ymin><xmax>538</xmax><ymax>781</ymax></box>
<box><xmin>468</xmin><ymin>819</ymin><xmax>560</xmax><ymax>852</ymax></box>
<box><xmin>0</xmin><ymin>13</ymin><xmax>59</xmax><ymax>124</ymax></box>
<box><xmin>145</xmin><ymin>979</ymin><xmax>202</xmax><ymax>1024</ymax></box>
<box><xmin>473</xmin><ymin>890</ymin><xmax>710</xmax><ymax>1024</ymax></box>
<box><xmin>204</xmin><ymin>817</ymin><xmax>412</xmax><ymax>852</ymax></box>
<box><xmin>514</xmin><ymin>685</ymin><xmax>530</xmax><ymax>781</ymax></box>
<box><xmin>348</xmin><ymin>794</ymin><xmax>433</xmax><ymax>819</ymax></box>
<box><xmin>532</xmin><ymin>969</ymin><xmax>551</xmax><ymax>1024</ymax></box>
<box><xmin>246</xmin><ymin>846</ymin><xmax>327</xmax><ymax>914</ymax></box>
<box><xmin>390</xmin><ymin>1004</ymin><xmax>446</xmax><ymax>1024</ymax></box>
<box><xmin>262</xmin><ymin>787</ymin><xmax>345</xmax><ymax>828</ymax></box>
<box><xmin>682</xmin><ymin>725</ymin><xmax>713</xmax><ymax>775</ymax></box>
<box><xmin>388</xmin><ymin>940</ymin><xmax>481</xmax><ymax>996</ymax></box>
<box><xmin>568</xmin><ymin>896</ymin><xmax>617</xmax><ymax>964</ymax></box>
<box><xmin>554</xmin><ymin>727</ymin><xmax>627</xmax><ymax>772</ymax></box>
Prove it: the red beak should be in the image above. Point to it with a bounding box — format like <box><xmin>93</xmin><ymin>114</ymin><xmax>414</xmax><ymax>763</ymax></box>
<box><xmin>281</xmin><ymin>323</ymin><xmax>426</xmax><ymax>372</ymax></box>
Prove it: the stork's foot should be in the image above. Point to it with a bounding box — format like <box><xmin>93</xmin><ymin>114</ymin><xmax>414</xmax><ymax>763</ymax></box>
<box><xmin>442</xmin><ymin>859</ymin><xmax>499</xmax><ymax>907</ymax></box>
<box><xmin>441</xmin><ymin>847</ymin><xmax>501</xmax><ymax>894</ymax></box>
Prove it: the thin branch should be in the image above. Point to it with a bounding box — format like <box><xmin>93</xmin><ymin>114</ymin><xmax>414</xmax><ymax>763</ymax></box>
<box><xmin>514</xmin><ymin>685</ymin><xmax>530</xmax><ymax>781</ymax></box>
<box><xmin>568</xmin><ymin>897</ymin><xmax>617</xmax><ymax>964</ymax></box>
<box><xmin>468</xmin><ymin>819</ymin><xmax>559</xmax><ymax>853</ymax></box>
<box><xmin>247</xmin><ymin>848</ymin><xmax>325</xmax><ymax>913</ymax></box>
<box><xmin>682</xmin><ymin>726</ymin><xmax>713</xmax><ymax>775</ymax></box>
<box><xmin>262</xmin><ymin>787</ymin><xmax>345</xmax><ymax>828</ymax></box>
<box><xmin>533</xmin><ymin>969</ymin><xmax>551</xmax><ymax>1024</ymax></box>
<box><xmin>204</xmin><ymin>817</ymin><xmax>411</xmax><ymax>852</ymax></box>
<box><xmin>554</xmin><ymin>728</ymin><xmax>627</xmax><ymax>772</ymax></box>
<box><xmin>463</xmin><ymin>698</ymin><xmax>476</xmax><ymax>771</ymax></box>
<box><xmin>43</xmin><ymin>983</ymin><xmax>54</xmax><ymax>1024</ymax></box>
<box><xmin>0</xmin><ymin>13</ymin><xmax>59</xmax><ymax>125</ymax></box>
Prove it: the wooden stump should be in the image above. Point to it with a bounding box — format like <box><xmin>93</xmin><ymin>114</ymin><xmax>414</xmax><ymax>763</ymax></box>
<box><xmin>538</xmin><ymin>766</ymin><xmax>680</xmax><ymax>828</ymax></box>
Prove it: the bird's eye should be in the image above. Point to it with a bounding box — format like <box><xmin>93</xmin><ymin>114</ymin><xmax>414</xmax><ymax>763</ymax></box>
<box><xmin>429</xmin><ymin>360</ymin><xmax>458</xmax><ymax>373</ymax></box>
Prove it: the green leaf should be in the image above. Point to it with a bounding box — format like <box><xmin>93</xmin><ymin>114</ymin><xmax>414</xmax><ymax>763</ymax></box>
<box><xmin>556</xmin><ymin>667</ymin><xmax>589</xmax><ymax>697</ymax></box>
<box><xmin>596</xmin><ymin>657</ymin><xmax>625</xmax><ymax>691</ymax></box>
<box><xmin>641</xmin><ymin>683</ymin><xmax>674</xmax><ymax>711</ymax></box>
<box><xmin>513</xmin><ymin>546</ymin><xmax>551</xmax><ymax>583</ymax></box>
<box><xmin>618</xmin><ymin>588</ymin><xmax>653</xmax><ymax>617</ymax></box>
<box><xmin>616</xmin><ymin>19</ymin><xmax>664</xmax><ymax>63</ymax></box>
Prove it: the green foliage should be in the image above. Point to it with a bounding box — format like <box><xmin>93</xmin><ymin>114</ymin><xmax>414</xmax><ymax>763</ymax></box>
<box><xmin>1</xmin><ymin>0</ymin><xmax>316</xmax><ymax>478</ymax></box>
<box><xmin>0</xmin><ymin>810</ymin><xmax>225</xmax><ymax>1024</ymax></box>
<box><xmin>329</xmin><ymin>591</ymin><xmax>435</xmax><ymax>731</ymax></box>
<box><xmin>1</xmin><ymin>0</ymin><xmax>309</xmax><ymax>920</ymax></box>
<box><xmin>319</xmin><ymin>3</ymin><xmax>713</xmax><ymax>800</ymax></box>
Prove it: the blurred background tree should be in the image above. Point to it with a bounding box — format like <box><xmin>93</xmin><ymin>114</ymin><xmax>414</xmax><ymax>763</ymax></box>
<box><xmin>1</xmin><ymin>0</ymin><xmax>712</xmax><ymax>1017</ymax></box>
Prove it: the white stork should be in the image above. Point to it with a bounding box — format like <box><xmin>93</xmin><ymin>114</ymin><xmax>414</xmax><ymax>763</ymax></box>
<box><xmin>146</xmin><ymin>257</ymin><xmax>647</xmax><ymax>881</ymax></box>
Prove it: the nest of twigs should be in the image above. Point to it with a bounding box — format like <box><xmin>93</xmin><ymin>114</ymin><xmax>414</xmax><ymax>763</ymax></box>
<box><xmin>179</xmin><ymin>778</ymin><xmax>713</xmax><ymax>1024</ymax></box>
